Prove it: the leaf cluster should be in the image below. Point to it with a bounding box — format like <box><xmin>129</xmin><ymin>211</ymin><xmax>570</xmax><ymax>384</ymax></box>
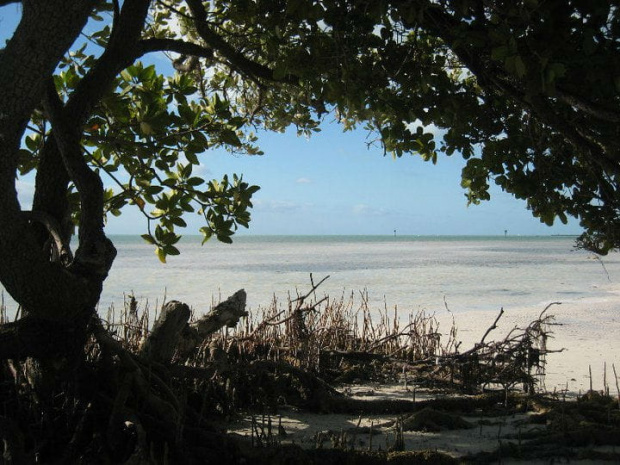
<box><xmin>15</xmin><ymin>0</ymin><xmax>620</xmax><ymax>257</ymax></box>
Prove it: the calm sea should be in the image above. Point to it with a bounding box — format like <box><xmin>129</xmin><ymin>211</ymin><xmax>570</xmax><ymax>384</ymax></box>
<box><xmin>93</xmin><ymin>235</ymin><xmax>619</xmax><ymax>319</ymax></box>
<box><xmin>2</xmin><ymin>235</ymin><xmax>617</xmax><ymax>320</ymax></box>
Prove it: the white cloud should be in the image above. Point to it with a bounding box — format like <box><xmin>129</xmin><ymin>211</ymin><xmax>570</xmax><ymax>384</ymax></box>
<box><xmin>406</xmin><ymin>119</ymin><xmax>445</xmax><ymax>139</ymax></box>
<box><xmin>352</xmin><ymin>204</ymin><xmax>389</xmax><ymax>216</ymax></box>
<box><xmin>193</xmin><ymin>163</ymin><xmax>212</xmax><ymax>178</ymax></box>
<box><xmin>16</xmin><ymin>179</ymin><xmax>34</xmax><ymax>209</ymax></box>
<box><xmin>296</xmin><ymin>177</ymin><xmax>311</xmax><ymax>184</ymax></box>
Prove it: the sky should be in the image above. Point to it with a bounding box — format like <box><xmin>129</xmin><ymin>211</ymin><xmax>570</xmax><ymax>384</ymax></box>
<box><xmin>1</xmin><ymin>5</ymin><xmax>583</xmax><ymax>237</ymax></box>
<box><xmin>120</xmin><ymin>123</ymin><xmax>580</xmax><ymax>237</ymax></box>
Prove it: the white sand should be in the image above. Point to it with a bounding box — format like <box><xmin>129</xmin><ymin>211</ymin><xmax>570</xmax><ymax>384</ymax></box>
<box><xmin>233</xmin><ymin>404</ymin><xmax>532</xmax><ymax>458</ymax></box>
<box><xmin>227</xmin><ymin>293</ymin><xmax>620</xmax><ymax>460</ymax></box>
<box><xmin>229</xmin><ymin>380</ymin><xmax>617</xmax><ymax>460</ymax></box>
<box><xmin>434</xmin><ymin>294</ymin><xmax>620</xmax><ymax>396</ymax></box>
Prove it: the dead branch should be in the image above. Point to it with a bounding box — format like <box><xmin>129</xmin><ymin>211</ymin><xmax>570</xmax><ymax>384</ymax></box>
<box><xmin>193</xmin><ymin>289</ymin><xmax>248</xmax><ymax>337</ymax></box>
<box><xmin>292</xmin><ymin>273</ymin><xmax>330</xmax><ymax>304</ymax></box>
<box><xmin>140</xmin><ymin>300</ymin><xmax>191</xmax><ymax>364</ymax></box>
<box><xmin>478</xmin><ymin>307</ymin><xmax>504</xmax><ymax>346</ymax></box>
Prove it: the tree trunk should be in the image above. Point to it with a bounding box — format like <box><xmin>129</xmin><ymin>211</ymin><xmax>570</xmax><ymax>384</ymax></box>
<box><xmin>0</xmin><ymin>1</ymin><xmax>103</xmax><ymax>321</ymax></box>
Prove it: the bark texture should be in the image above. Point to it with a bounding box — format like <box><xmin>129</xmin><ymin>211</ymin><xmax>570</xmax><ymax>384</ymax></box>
<box><xmin>140</xmin><ymin>301</ymin><xmax>192</xmax><ymax>364</ymax></box>
<box><xmin>0</xmin><ymin>1</ymin><xmax>98</xmax><ymax>321</ymax></box>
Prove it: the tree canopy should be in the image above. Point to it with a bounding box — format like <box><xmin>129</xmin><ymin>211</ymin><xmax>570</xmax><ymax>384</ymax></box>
<box><xmin>0</xmin><ymin>0</ymin><xmax>619</xmax><ymax>324</ymax></box>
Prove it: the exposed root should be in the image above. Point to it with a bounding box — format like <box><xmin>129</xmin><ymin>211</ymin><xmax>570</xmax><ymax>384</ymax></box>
<box><xmin>0</xmin><ymin>277</ymin><xmax>572</xmax><ymax>463</ymax></box>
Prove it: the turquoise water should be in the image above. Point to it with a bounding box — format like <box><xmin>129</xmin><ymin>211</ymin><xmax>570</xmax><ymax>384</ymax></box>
<box><xmin>2</xmin><ymin>235</ymin><xmax>616</xmax><ymax>321</ymax></box>
<box><xmin>97</xmin><ymin>235</ymin><xmax>619</xmax><ymax>319</ymax></box>
<box><xmin>3</xmin><ymin>234</ymin><xmax>616</xmax><ymax>392</ymax></box>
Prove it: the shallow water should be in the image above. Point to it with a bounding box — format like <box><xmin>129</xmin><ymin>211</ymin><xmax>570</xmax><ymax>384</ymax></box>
<box><xmin>98</xmin><ymin>235</ymin><xmax>620</xmax><ymax>319</ymax></box>
<box><xmin>3</xmin><ymin>234</ymin><xmax>618</xmax><ymax>393</ymax></box>
<box><xmin>2</xmin><ymin>235</ymin><xmax>617</xmax><ymax>319</ymax></box>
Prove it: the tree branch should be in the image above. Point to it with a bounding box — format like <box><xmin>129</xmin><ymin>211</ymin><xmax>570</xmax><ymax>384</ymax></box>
<box><xmin>527</xmin><ymin>94</ymin><xmax>620</xmax><ymax>175</ymax></box>
<box><xmin>32</xmin><ymin>135</ymin><xmax>73</xmax><ymax>248</ymax></box>
<box><xmin>138</xmin><ymin>37</ymin><xmax>213</xmax><ymax>59</ymax></box>
<box><xmin>44</xmin><ymin>80</ymin><xmax>117</xmax><ymax>278</ymax></box>
<box><xmin>0</xmin><ymin>1</ymin><xmax>109</xmax><ymax>320</ymax></box>
<box><xmin>36</xmin><ymin>3</ymin><xmax>155</xmax><ymax>281</ymax></box>
<box><xmin>556</xmin><ymin>88</ymin><xmax>620</xmax><ymax>123</ymax></box>
<box><xmin>0</xmin><ymin>0</ymin><xmax>94</xmax><ymax>179</ymax></box>
<box><xmin>184</xmin><ymin>0</ymin><xmax>298</xmax><ymax>85</ymax></box>
<box><xmin>412</xmin><ymin>2</ymin><xmax>620</xmax><ymax>177</ymax></box>
<box><xmin>66</xmin><ymin>0</ymin><xmax>152</xmax><ymax>122</ymax></box>
<box><xmin>22</xmin><ymin>210</ymin><xmax>73</xmax><ymax>266</ymax></box>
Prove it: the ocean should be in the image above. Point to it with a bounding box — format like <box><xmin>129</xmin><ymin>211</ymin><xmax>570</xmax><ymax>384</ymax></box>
<box><xmin>97</xmin><ymin>235</ymin><xmax>620</xmax><ymax>319</ymax></box>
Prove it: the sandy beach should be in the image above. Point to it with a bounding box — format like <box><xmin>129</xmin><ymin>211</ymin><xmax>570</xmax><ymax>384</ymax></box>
<box><xmin>433</xmin><ymin>294</ymin><xmax>620</xmax><ymax>396</ymax></box>
<box><xmin>225</xmin><ymin>285</ymin><xmax>620</xmax><ymax>462</ymax></box>
<box><xmin>226</xmin><ymin>297</ymin><xmax>620</xmax><ymax>462</ymax></box>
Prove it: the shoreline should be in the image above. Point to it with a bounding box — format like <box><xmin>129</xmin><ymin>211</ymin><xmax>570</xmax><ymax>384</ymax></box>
<box><xmin>3</xmin><ymin>285</ymin><xmax>618</xmax><ymax>397</ymax></box>
<box><xmin>434</xmin><ymin>295</ymin><xmax>620</xmax><ymax>395</ymax></box>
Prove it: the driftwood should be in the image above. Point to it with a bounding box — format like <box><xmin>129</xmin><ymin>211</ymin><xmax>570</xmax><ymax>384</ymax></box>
<box><xmin>140</xmin><ymin>300</ymin><xmax>191</xmax><ymax>364</ymax></box>
<box><xmin>91</xmin><ymin>291</ymin><xmax>251</xmax><ymax>462</ymax></box>
<box><xmin>0</xmin><ymin>276</ymin><xmax>570</xmax><ymax>464</ymax></box>
<box><xmin>137</xmin><ymin>291</ymin><xmax>248</xmax><ymax>365</ymax></box>
<box><xmin>437</xmin><ymin>303</ymin><xmax>562</xmax><ymax>392</ymax></box>
<box><xmin>194</xmin><ymin>289</ymin><xmax>248</xmax><ymax>337</ymax></box>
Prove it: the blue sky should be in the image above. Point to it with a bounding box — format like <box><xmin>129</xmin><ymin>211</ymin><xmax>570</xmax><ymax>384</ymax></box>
<box><xmin>143</xmin><ymin>124</ymin><xmax>582</xmax><ymax>237</ymax></box>
<box><xmin>1</xmin><ymin>5</ymin><xmax>583</xmax><ymax>237</ymax></box>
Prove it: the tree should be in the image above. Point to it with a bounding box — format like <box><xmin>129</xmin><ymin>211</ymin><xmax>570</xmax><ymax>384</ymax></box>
<box><xmin>0</xmin><ymin>0</ymin><xmax>618</xmax><ymax>460</ymax></box>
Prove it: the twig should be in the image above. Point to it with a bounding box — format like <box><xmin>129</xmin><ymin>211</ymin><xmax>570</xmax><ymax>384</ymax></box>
<box><xmin>593</xmin><ymin>255</ymin><xmax>612</xmax><ymax>282</ymax></box>
<box><xmin>541</xmin><ymin>301</ymin><xmax>562</xmax><ymax>316</ymax></box>
<box><xmin>612</xmin><ymin>364</ymin><xmax>620</xmax><ymax>408</ymax></box>
<box><xmin>479</xmin><ymin>308</ymin><xmax>504</xmax><ymax>346</ymax></box>
<box><xmin>293</xmin><ymin>274</ymin><xmax>330</xmax><ymax>304</ymax></box>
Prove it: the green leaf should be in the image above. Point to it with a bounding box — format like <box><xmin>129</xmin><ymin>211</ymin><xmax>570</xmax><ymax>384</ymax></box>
<box><xmin>170</xmin><ymin>216</ymin><xmax>187</xmax><ymax>227</ymax></box>
<box><xmin>145</xmin><ymin>185</ymin><xmax>164</xmax><ymax>195</ymax></box>
<box><xmin>220</xmin><ymin>129</ymin><xmax>242</xmax><ymax>147</ymax></box>
<box><xmin>200</xmin><ymin>227</ymin><xmax>213</xmax><ymax>245</ymax></box>
<box><xmin>141</xmin><ymin>234</ymin><xmax>157</xmax><ymax>245</ymax></box>
<box><xmin>155</xmin><ymin>247</ymin><xmax>167</xmax><ymax>263</ymax></box>
<box><xmin>186</xmin><ymin>177</ymin><xmax>204</xmax><ymax>187</ymax></box>
<box><xmin>217</xmin><ymin>234</ymin><xmax>233</xmax><ymax>244</ymax></box>
<box><xmin>514</xmin><ymin>55</ymin><xmax>526</xmax><ymax>78</ymax></box>
<box><xmin>491</xmin><ymin>46</ymin><xmax>509</xmax><ymax>61</ymax></box>
<box><xmin>163</xmin><ymin>245</ymin><xmax>180</xmax><ymax>256</ymax></box>
<box><xmin>25</xmin><ymin>134</ymin><xmax>40</xmax><ymax>151</ymax></box>
<box><xmin>185</xmin><ymin>151</ymin><xmax>199</xmax><ymax>165</ymax></box>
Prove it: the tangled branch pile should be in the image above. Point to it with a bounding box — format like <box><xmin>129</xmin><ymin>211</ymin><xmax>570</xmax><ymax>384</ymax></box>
<box><xmin>0</xmin><ymin>277</ymin><xmax>557</xmax><ymax>463</ymax></box>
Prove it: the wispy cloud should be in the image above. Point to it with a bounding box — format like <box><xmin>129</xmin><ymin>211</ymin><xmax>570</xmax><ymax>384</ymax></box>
<box><xmin>296</xmin><ymin>177</ymin><xmax>312</xmax><ymax>184</ymax></box>
<box><xmin>193</xmin><ymin>163</ymin><xmax>212</xmax><ymax>178</ymax></box>
<box><xmin>352</xmin><ymin>204</ymin><xmax>389</xmax><ymax>216</ymax></box>
<box><xmin>254</xmin><ymin>199</ymin><xmax>313</xmax><ymax>212</ymax></box>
